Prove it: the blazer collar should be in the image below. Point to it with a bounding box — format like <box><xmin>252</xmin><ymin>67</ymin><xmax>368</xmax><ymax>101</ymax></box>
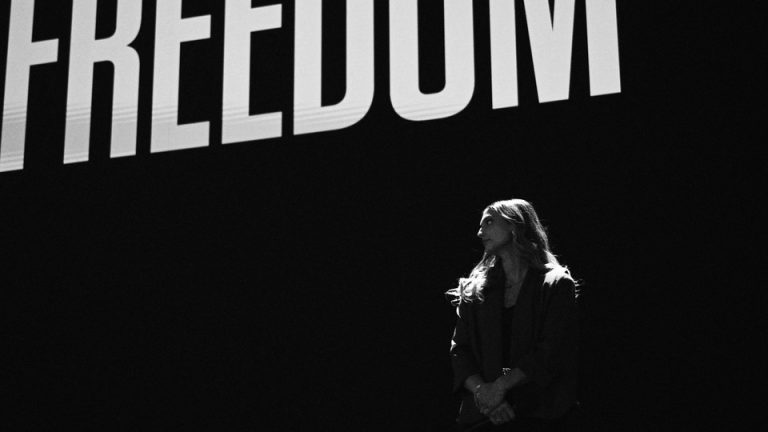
<box><xmin>486</xmin><ymin>260</ymin><xmax>546</xmax><ymax>291</ymax></box>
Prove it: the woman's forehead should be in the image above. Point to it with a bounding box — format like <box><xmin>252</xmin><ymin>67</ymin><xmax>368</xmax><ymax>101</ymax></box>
<box><xmin>480</xmin><ymin>208</ymin><xmax>499</xmax><ymax>221</ymax></box>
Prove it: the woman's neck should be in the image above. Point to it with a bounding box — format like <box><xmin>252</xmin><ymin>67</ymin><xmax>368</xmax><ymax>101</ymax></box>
<box><xmin>497</xmin><ymin>249</ymin><xmax>527</xmax><ymax>284</ymax></box>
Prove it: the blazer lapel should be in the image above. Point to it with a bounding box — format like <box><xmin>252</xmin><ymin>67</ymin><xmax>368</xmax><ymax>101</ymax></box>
<box><xmin>476</xmin><ymin>266</ymin><xmax>504</xmax><ymax>381</ymax></box>
<box><xmin>509</xmin><ymin>268</ymin><xmax>545</xmax><ymax>365</ymax></box>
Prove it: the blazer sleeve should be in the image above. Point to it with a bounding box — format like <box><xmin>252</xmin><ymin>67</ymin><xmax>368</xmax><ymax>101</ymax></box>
<box><xmin>450</xmin><ymin>301</ymin><xmax>481</xmax><ymax>393</ymax></box>
<box><xmin>515</xmin><ymin>273</ymin><xmax>578</xmax><ymax>388</ymax></box>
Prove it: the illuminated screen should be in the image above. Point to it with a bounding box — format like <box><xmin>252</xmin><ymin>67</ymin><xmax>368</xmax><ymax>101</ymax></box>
<box><xmin>1</xmin><ymin>1</ymin><xmax>757</xmax><ymax>430</ymax></box>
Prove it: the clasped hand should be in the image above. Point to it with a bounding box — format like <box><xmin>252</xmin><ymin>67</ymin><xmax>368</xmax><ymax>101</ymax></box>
<box><xmin>473</xmin><ymin>382</ymin><xmax>505</xmax><ymax>414</ymax></box>
<box><xmin>474</xmin><ymin>382</ymin><xmax>515</xmax><ymax>425</ymax></box>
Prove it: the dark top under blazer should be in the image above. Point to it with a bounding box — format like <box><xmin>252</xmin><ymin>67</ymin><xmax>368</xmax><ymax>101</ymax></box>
<box><xmin>450</xmin><ymin>263</ymin><xmax>579</xmax><ymax>424</ymax></box>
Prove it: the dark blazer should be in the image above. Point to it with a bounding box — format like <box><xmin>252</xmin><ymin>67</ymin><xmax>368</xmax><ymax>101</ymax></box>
<box><xmin>450</xmin><ymin>263</ymin><xmax>579</xmax><ymax>424</ymax></box>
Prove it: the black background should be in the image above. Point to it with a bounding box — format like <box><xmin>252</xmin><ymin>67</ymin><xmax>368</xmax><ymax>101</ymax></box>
<box><xmin>1</xmin><ymin>1</ymin><xmax>763</xmax><ymax>430</ymax></box>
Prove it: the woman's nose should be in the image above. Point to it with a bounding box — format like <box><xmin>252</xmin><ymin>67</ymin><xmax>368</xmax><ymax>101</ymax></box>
<box><xmin>477</xmin><ymin>228</ymin><xmax>483</xmax><ymax>237</ymax></box>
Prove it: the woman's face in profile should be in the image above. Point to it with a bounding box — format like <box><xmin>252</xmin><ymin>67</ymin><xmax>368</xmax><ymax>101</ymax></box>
<box><xmin>477</xmin><ymin>209</ymin><xmax>514</xmax><ymax>253</ymax></box>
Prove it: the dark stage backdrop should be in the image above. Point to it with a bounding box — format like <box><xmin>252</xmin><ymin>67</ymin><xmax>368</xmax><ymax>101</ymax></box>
<box><xmin>1</xmin><ymin>1</ymin><xmax>762</xmax><ymax>431</ymax></box>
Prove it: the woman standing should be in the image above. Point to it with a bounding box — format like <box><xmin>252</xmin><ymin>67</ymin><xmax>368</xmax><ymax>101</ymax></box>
<box><xmin>447</xmin><ymin>199</ymin><xmax>581</xmax><ymax>431</ymax></box>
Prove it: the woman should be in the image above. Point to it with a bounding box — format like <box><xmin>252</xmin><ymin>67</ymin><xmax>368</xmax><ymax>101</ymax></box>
<box><xmin>447</xmin><ymin>199</ymin><xmax>580</xmax><ymax>431</ymax></box>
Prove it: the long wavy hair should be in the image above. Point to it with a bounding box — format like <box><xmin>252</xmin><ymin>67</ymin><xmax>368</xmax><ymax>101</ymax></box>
<box><xmin>446</xmin><ymin>199</ymin><xmax>566</xmax><ymax>305</ymax></box>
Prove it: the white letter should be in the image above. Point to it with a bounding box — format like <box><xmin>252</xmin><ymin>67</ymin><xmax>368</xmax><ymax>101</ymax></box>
<box><xmin>65</xmin><ymin>0</ymin><xmax>141</xmax><ymax>163</ymax></box>
<box><xmin>586</xmin><ymin>0</ymin><xmax>621</xmax><ymax>95</ymax></box>
<box><xmin>222</xmin><ymin>1</ymin><xmax>281</xmax><ymax>144</ymax></box>
<box><xmin>151</xmin><ymin>0</ymin><xmax>211</xmax><ymax>153</ymax></box>
<box><xmin>1</xmin><ymin>0</ymin><xmax>59</xmax><ymax>172</ymax></box>
<box><xmin>293</xmin><ymin>0</ymin><xmax>374</xmax><ymax>135</ymax></box>
<box><xmin>489</xmin><ymin>0</ymin><xmax>518</xmax><ymax>109</ymax></box>
<box><xmin>524</xmin><ymin>0</ymin><xmax>576</xmax><ymax>103</ymax></box>
<box><xmin>389</xmin><ymin>0</ymin><xmax>474</xmax><ymax>121</ymax></box>
<box><xmin>522</xmin><ymin>0</ymin><xmax>621</xmax><ymax>103</ymax></box>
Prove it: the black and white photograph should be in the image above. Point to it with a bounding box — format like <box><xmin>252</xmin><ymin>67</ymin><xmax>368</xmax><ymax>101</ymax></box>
<box><xmin>1</xmin><ymin>1</ymin><xmax>761</xmax><ymax>430</ymax></box>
